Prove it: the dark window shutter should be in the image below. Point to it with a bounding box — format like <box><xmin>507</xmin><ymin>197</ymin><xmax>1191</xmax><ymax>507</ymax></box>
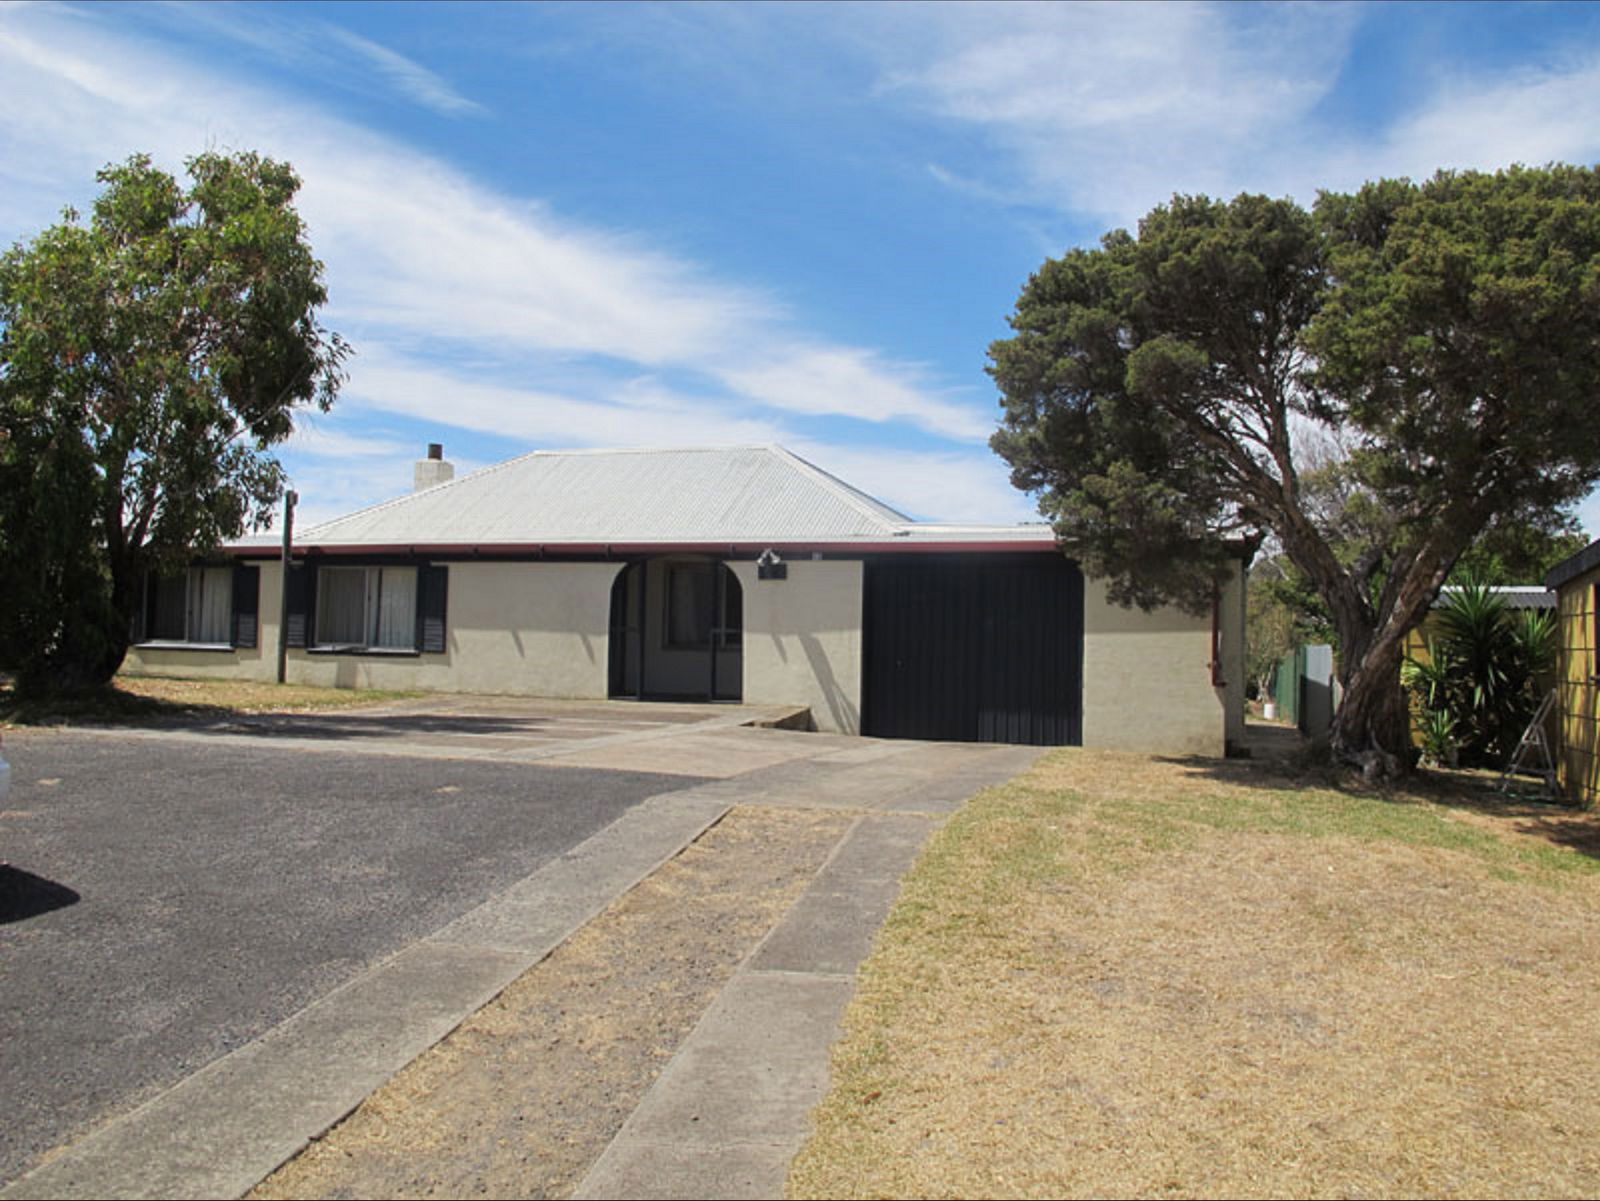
<box><xmin>148</xmin><ymin>573</ymin><xmax>187</xmax><ymax>641</ymax></box>
<box><xmin>418</xmin><ymin>564</ymin><xmax>448</xmax><ymax>653</ymax></box>
<box><xmin>231</xmin><ymin>564</ymin><xmax>260</xmax><ymax>648</ymax></box>
<box><xmin>284</xmin><ymin>563</ymin><xmax>313</xmax><ymax>648</ymax></box>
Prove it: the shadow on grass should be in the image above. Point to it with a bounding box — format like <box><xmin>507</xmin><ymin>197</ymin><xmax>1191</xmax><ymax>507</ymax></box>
<box><xmin>0</xmin><ymin>682</ymin><xmax>230</xmax><ymax>728</ymax></box>
<box><xmin>1154</xmin><ymin>721</ymin><xmax>1358</xmax><ymax>797</ymax></box>
<box><xmin>0</xmin><ymin>681</ymin><xmax>563</xmax><ymax>740</ymax></box>
<box><xmin>1165</xmin><ymin>747</ymin><xmax>1558</xmax><ymax>804</ymax></box>
<box><xmin>1153</xmin><ymin>730</ymin><xmax>1600</xmax><ymax>864</ymax></box>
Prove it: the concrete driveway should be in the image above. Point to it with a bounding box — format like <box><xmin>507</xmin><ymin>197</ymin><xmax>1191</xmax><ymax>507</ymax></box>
<box><xmin>68</xmin><ymin>694</ymin><xmax>812</xmax><ymax>767</ymax></box>
<box><xmin>0</xmin><ymin>701</ymin><xmax>749</xmax><ymax>1190</ymax></box>
<box><xmin>0</xmin><ymin>698</ymin><xmax>1043</xmax><ymax>1199</ymax></box>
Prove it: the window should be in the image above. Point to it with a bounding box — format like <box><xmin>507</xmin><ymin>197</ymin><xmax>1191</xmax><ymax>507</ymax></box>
<box><xmin>315</xmin><ymin>566</ymin><xmax>417</xmax><ymax>651</ymax></box>
<box><xmin>149</xmin><ymin>567</ymin><xmax>232</xmax><ymax>642</ymax></box>
<box><xmin>285</xmin><ymin>562</ymin><xmax>446</xmax><ymax>654</ymax></box>
<box><xmin>139</xmin><ymin>565</ymin><xmax>258</xmax><ymax>648</ymax></box>
<box><xmin>664</xmin><ymin>563</ymin><xmax>741</xmax><ymax>650</ymax></box>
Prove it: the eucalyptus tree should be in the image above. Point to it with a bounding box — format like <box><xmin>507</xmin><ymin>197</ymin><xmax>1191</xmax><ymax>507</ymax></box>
<box><xmin>0</xmin><ymin>153</ymin><xmax>348</xmax><ymax>693</ymax></box>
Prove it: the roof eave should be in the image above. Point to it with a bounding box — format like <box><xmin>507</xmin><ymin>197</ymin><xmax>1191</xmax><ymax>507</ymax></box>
<box><xmin>1545</xmin><ymin>537</ymin><xmax>1600</xmax><ymax>591</ymax></box>
<box><xmin>228</xmin><ymin>537</ymin><xmax>1064</xmax><ymax>559</ymax></box>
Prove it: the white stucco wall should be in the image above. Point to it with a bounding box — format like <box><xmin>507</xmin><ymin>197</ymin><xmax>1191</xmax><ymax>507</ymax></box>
<box><xmin>123</xmin><ymin>557</ymin><xmax>859</xmax><ymax>721</ymax></box>
<box><xmin>730</xmin><ymin>558</ymin><xmax>863</xmax><ymax>734</ymax></box>
<box><xmin>125</xmin><ymin>560</ymin><xmax>615</xmax><ymax>697</ymax></box>
<box><xmin>123</xmin><ymin>560</ymin><xmax>283</xmax><ymax>683</ymax></box>
<box><xmin>124</xmin><ymin>641</ymin><xmax>271</xmax><ymax>681</ymax></box>
<box><xmin>1080</xmin><ymin>577</ymin><xmax>1227</xmax><ymax>756</ymax></box>
<box><xmin>123</xmin><ymin>553</ymin><xmax>1235</xmax><ymax>754</ymax></box>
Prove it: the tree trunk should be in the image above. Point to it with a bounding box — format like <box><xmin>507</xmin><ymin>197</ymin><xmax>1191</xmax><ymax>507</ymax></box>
<box><xmin>14</xmin><ymin>578</ymin><xmax>130</xmax><ymax>697</ymax></box>
<box><xmin>1329</xmin><ymin>648</ymin><xmax>1412</xmax><ymax>781</ymax></box>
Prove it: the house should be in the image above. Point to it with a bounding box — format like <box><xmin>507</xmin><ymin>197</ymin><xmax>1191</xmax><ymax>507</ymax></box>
<box><xmin>1546</xmin><ymin>539</ymin><xmax>1600</xmax><ymax>804</ymax></box>
<box><xmin>123</xmin><ymin>445</ymin><xmax>1246</xmax><ymax>755</ymax></box>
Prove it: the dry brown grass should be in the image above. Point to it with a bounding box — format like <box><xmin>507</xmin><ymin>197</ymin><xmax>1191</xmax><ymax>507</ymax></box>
<box><xmin>790</xmin><ymin>750</ymin><xmax>1600</xmax><ymax>1200</ymax></box>
<box><xmin>251</xmin><ymin>806</ymin><xmax>854</xmax><ymax>1200</ymax></box>
<box><xmin>114</xmin><ymin>674</ymin><xmax>420</xmax><ymax>714</ymax></box>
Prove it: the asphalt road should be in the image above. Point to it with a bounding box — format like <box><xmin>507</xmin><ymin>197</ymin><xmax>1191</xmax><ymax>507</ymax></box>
<box><xmin>0</xmin><ymin>728</ymin><xmax>707</xmax><ymax>1188</ymax></box>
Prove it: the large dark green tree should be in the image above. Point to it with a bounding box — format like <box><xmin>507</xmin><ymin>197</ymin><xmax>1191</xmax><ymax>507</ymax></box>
<box><xmin>990</xmin><ymin>166</ymin><xmax>1600</xmax><ymax>777</ymax></box>
<box><xmin>0</xmin><ymin>152</ymin><xmax>347</xmax><ymax>694</ymax></box>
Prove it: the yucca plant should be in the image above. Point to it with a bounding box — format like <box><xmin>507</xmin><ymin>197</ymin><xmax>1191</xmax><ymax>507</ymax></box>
<box><xmin>1417</xmin><ymin>706</ymin><xmax>1460</xmax><ymax>768</ymax></box>
<box><xmin>1502</xmin><ymin>606</ymin><xmax>1558</xmax><ymax>753</ymax></box>
<box><xmin>1403</xmin><ymin>582</ymin><xmax>1557</xmax><ymax>767</ymax></box>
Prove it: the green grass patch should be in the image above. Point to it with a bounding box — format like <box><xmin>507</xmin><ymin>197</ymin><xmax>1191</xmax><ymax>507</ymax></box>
<box><xmin>959</xmin><ymin>751</ymin><xmax>1600</xmax><ymax>888</ymax></box>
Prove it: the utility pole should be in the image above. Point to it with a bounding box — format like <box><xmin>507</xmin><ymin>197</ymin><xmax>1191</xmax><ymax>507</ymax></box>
<box><xmin>276</xmin><ymin>490</ymin><xmax>297</xmax><ymax>685</ymax></box>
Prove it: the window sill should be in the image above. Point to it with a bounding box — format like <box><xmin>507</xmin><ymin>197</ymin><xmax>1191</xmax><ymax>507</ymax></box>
<box><xmin>307</xmin><ymin>645</ymin><xmax>422</xmax><ymax>657</ymax></box>
<box><xmin>134</xmin><ymin>640</ymin><xmax>238</xmax><ymax>653</ymax></box>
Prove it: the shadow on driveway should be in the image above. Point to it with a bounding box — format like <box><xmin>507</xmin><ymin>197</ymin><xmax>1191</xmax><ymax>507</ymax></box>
<box><xmin>0</xmin><ymin>865</ymin><xmax>80</xmax><ymax>924</ymax></box>
<box><xmin>197</xmin><ymin>713</ymin><xmax>567</xmax><ymax>740</ymax></box>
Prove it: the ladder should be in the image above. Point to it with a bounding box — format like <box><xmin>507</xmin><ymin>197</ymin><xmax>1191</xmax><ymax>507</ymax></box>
<box><xmin>1500</xmin><ymin>688</ymin><xmax>1560</xmax><ymax>800</ymax></box>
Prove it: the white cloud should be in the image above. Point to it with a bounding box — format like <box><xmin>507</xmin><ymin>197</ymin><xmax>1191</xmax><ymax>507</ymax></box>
<box><xmin>1353</xmin><ymin>56</ymin><xmax>1600</xmax><ymax>185</ymax></box>
<box><xmin>0</xmin><ymin>14</ymin><xmax>760</xmax><ymax>368</ymax></box>
<box><xmin>0</xmin><ymin>2</ymin><xmax>998</xmax><ymax>513</ymax></box>
<box><xmin>337</xmin><ymin>346</ymin><xmax>792</xmax><ymax>449</ymax></box>
<box><xmin>791</xmin><ymin>439</ymin><xmax>1037</xmax><ymax>525</ymax></box>
<box><xmin>858</xmin><ymin>2</ymin><xmax>1600</xmax><ymax>229</ymax></box>
<box><xmin>150</xmin><ymin>2</ymin><xmax>484</xmax><ymax>117</ymax></box>
<box><xmin>284</xmin><ymin>423</ymin><xmax>413</xmax><ymax>462</ymax></box>
<box><xmin>322</xmin><ymin>26</ymin><xmax>484</xmax><ymax>116</ymax></box>
<box><xmin>717</xmin><ymin>347</ymin><xmax>991</xmax><ymax>440</ymax></box>
<box><xmin>297</xmin><ymin>155</ymin><xmax>764</xmax><ymax>366</ymax></box>
<box><xmin>869</xmin><ymin>0</ymin><xmax>1357</xmax><ymax>226</ymax></box>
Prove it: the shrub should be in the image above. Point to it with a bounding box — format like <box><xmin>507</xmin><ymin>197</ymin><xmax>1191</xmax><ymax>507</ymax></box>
<box><xmin>1402</xmin><ymin>583</ymin><xmax>1556</xmax><ymax>768</ymax></box>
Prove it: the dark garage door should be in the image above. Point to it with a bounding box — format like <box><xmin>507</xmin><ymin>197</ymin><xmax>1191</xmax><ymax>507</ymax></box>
<box><xmin>863</xmin><ymin>554</ymin><xmax>1083</xmax><ymax>745</ymax></box>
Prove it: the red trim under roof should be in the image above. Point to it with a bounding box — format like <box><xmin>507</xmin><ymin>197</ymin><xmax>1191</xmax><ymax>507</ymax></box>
<box><xmin>230</xmin><ymin>538</ymin><xmax>1061</xmax><ymax>559</ymax></box>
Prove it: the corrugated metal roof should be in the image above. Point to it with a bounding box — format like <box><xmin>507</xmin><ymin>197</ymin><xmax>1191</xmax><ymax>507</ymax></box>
<box><xmin>286</xmin><ymin>445</ymin><xmax>1056</xmax><ymax>551</ymax></box>
<box><xmin>1547</xmin><ymin>537</ymin><xmax>1600</xmax><ymax>591</ymax></box>
<box><xmin>1434</xmin><ymin>584</ymin><xmax>1556</xmax><ymax>610</ymax></box>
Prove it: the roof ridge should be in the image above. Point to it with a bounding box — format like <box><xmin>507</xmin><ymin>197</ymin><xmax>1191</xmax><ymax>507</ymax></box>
<box><xmin>296</xmin><ymin>447</ymin><xmax>541</xmax><ymax>538</ymax></box>
<box><xmin>521</xmin><ymin>444</ymin><xmax>770</xmax><ymax>457</ymax></box>
<box><xmin>767</xmin><ymin>446</ymin><xmax>912</xmax><ymax>529</ymax></box>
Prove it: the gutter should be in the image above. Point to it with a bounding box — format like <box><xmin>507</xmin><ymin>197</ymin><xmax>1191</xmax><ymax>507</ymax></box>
<box><xmin>229</xmin><ymin>538</ymin><xmax>1064</xmax><ymax>560</ymax></box>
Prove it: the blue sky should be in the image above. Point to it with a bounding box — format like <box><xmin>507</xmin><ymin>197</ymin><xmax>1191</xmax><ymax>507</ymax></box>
<box><xmin>3</xmin><ymin>1</ymin><xmax>1600</xmax><ymax>537</ymax></box>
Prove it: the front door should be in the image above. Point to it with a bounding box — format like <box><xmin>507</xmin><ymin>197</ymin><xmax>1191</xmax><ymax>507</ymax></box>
<box><xmin>608</xmin><ymin>558</ymin><xmax>743</xmax><ymax>701</ymax></box>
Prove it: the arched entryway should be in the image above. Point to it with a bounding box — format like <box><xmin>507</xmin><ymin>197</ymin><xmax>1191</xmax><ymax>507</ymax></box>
<box><xmin>608</xmin><ymin>558</ymin><xmax>743</xmax><ymax>701</ymax></box>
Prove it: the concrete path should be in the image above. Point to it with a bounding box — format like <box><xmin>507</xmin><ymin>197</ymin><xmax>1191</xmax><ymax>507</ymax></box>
<box><xmin>573</xmin><ymin>741</ymin><xmax>1042</xmax><ymax>1200</ymax></box>
<box><xmin>573</xmin><ymin>810</ymin><xmax>948</xmax><ymax>1200</ymax></box>
<box><xmin>2</xmin><ymin>709</ymin><xmax>1043</xmax><ymax>1200</ymax></box>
